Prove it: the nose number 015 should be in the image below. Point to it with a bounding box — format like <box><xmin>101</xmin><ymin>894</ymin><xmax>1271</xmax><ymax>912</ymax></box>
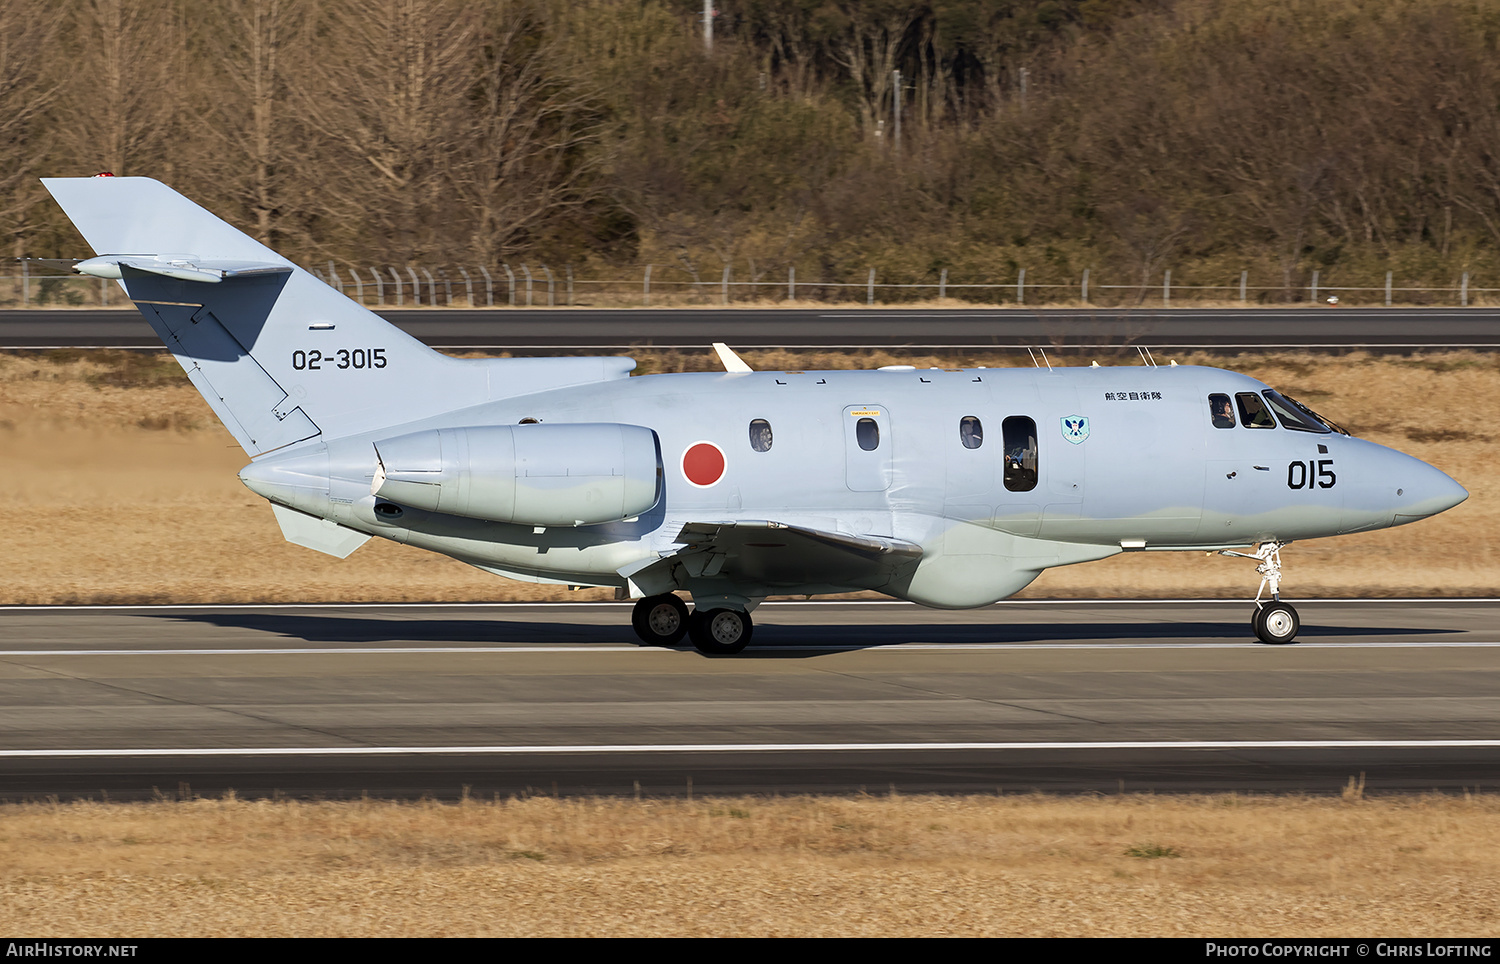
<box><xmin>1288</xmin><ymin>459</ymin><xmax>1336</xmax><ymax>489</ymax></box>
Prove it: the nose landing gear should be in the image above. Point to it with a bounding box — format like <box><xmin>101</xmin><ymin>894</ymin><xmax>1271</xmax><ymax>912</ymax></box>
<box><xmin>1220</xmin><ymin>541</ymin><xmax>1301</xmax><ymax>644</ymax></box>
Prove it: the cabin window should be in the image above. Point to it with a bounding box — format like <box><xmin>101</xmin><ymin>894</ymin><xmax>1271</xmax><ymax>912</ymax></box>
<box><xmin>959</xmin><ymin>416</ymin><xmax>984</xmax><ymax>449</ymax></box>
<box><xmin>1002</xmin><ymin>416</ymin><xmax>1038</xmax><ymax>492</ymax></box>
<box><xmin>1208</xmin><ymin>394</ymin><xmax>1235</xmax><ymax>429</ymax></box>
<box><xmin>856</xmin><ymin>417</ymin><xmax>880</xmax><ymax>451</ymax></box>
<box><xmin>1262</xmin><ymin>390</ymin><xmax>1333</xmax><ymax>434</ymax></box>
<box><xmin>1236</xmin><ymin>392</ymin><xmax>1275</xmax><ymax>429</ymax></box>
<box><xmin>748</xmin><ymin>418</ymin><xmax>774</xmax><ymax>452</ymax></box>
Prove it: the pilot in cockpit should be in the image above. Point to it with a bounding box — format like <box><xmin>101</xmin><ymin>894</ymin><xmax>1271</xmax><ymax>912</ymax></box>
<box><xmin>1211</xmin><ymin>395</ymin><xmax>1235</xmax><ymax>428</ymax></box>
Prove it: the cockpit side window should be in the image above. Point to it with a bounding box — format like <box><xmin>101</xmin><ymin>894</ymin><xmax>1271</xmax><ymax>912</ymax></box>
<box><xmin>959</xmin><ymin>416</ymin><xmax>983</xmax><ymax>449</ymax></box>
<box><xmin>1262</xmin><ymin>390</ymin><xmax>1333</xmax><ymax>434</ymax></box>
<box><xmin>749</xmin><ymin>418</ymin><xmax>773</xmax><ymax>451</ymax></box>
<box><xmin>1002</xmin><ymin>416</ymin><xmax>1038</xmax><ymax>492</ymax></box>
<box><xmin>1236</xmin><ymin>392</ymin><xmax>1275</xmax><ymax>429</ymax></box>
<box><xmin>1208</xmin><ymin>394</ymin><xmax>1235</xmax><ymax>429</ymax></box>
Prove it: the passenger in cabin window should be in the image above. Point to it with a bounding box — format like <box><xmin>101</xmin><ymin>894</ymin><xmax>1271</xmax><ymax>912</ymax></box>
<box><xmin>749</xmin><ymin>419</ymin><xmax>773</xmax><ymax>452</ymax></box>
<box><xmin>959</xmin><ymin>416</ymin><xmax>983</xmax><ymax>449</ymax></box>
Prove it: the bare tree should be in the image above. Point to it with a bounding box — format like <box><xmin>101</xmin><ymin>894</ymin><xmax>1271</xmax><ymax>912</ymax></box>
<box><xmin>53</xmin><ymin>0</ymin><xmax>181</xmax><ymax>177</ymax></box>
<box><xmin>193</xmin><ymin>0</ymin><xmax>312</xmax><ymax>250</ymax></box>
<box><xmin>0</xmin><ymin>0</ymin><xmax>63</xmax><ymax>256</ymax></box>
<box><xmin>450</xmin><ymin>3</ymin><xmax>607</xmax><ymax>265</ymax></box>
<box><xmin>290</xmin><ymin>0</ymin><xmax>480</xmax><ymax>262</ymax></box>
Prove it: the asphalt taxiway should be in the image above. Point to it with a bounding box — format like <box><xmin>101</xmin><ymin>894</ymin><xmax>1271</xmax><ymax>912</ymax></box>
<box><xmin>1</xmin><ymin>600</ymin><xmax>1497</xmax><ymax>800</ymax></box>
<box><xmin>2</xmin><ymin>306</ymin><xmax>1498</xmax><ymax>349</ymax></box>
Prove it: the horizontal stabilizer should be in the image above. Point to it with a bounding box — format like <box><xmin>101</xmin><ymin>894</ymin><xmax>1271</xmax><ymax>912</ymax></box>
<box><xmin>75</xmin><ymin>255</ymin><xmax>290</xmax><ymax>284</ymax></box>
<box><xmin>270</xmin><ymin>504</ymin><xmax>371</xmax><ymax>559</ymax></box>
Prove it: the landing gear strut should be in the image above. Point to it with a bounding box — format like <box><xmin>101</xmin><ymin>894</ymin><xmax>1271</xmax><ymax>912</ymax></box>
<box><xmin>1221</xmin><ymin>541</ymin><xmax>1300</xmax><ymax>644</ymax></box>
<box><xmin>631</xmin><ymin>593</ymin><xmax>689</xmax><ymax>646</ymax></box>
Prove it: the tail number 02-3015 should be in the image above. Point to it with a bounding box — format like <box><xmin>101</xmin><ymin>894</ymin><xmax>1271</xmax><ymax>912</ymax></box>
<box><xmin>1288</xmin><ymin>459</ymin><xmax>1336</xmax><ymax>489</ymax></box>
<box><xmin>291</xmin><ymin>348</ymin><xmax>388</xmax><ymax>371</ymax></box>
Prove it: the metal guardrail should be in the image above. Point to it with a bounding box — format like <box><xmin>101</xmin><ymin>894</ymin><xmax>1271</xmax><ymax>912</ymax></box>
<box><xmin>3</xmin><ymin>259</ymin><xmax>1494</xmax><ymax>308</ymax></box>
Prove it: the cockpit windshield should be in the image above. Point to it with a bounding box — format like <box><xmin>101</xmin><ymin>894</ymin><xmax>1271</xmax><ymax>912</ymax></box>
<box><xmin>1264</xmin><ymin>389</ymin><xmax>1349</xmax><ymax>435</ymax></box>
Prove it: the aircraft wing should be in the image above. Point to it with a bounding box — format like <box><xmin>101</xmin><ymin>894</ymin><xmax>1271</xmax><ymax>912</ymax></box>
<box><xmin>621</xmin><ymin>520</ymin><xmax>923</xmax><ymax>595</ymax></box>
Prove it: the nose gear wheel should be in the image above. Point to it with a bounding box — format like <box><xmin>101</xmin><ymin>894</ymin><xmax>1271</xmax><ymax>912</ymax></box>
<box><xmin>1220</xmin><ymin>542</ymin><xmax>1301</xmax><ymax>645</ymax></box>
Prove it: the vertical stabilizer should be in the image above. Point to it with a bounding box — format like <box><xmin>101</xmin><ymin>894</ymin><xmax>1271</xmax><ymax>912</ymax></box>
<box><xmin>43</xmin><ymin>176</ymin><xmax>491</xmax><ymax>455</ymax></box>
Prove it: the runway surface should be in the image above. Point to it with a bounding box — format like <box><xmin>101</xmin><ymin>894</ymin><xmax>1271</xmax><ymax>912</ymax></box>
<box><xmin>1</xmin><ymin>600</ymin><xmax>1498</xmax><ymax>800</ymax></box>
<box><xmin>2</xmin><ymin>307</ymin><xmax>1499</xmax><ymax>350</ymax></box>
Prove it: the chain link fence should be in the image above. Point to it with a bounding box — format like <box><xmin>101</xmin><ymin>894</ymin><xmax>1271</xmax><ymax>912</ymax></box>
<box><xmin>3</xmin><ymin>259</ymin><xmax>1495</xmax><ymax>309</ymax></box>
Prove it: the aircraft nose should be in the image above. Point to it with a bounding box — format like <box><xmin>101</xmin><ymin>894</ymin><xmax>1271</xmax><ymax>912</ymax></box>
<box><xmin>1395</xmin><ymin>459</ymin><xmax>1468</xmax><ymax>524</ymax></box>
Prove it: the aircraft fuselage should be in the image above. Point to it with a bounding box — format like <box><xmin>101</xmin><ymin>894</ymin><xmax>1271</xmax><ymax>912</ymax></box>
<box><xmin>242</xmin><ymin>361</ymin><xmax>1465</xmax><ymax>610</ymax></box>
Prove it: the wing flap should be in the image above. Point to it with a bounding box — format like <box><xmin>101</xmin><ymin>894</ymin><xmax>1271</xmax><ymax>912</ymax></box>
<box><xmin>619</xmin><ymin>520</ymin><xmax>922</xmax><ymax>597</ymax></box>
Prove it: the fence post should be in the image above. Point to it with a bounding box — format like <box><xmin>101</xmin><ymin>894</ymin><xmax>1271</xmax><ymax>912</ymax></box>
<box><xmin>1310</xmin><ymin>270</ymin><xmax>1319</xmax><ymax>304</ymax></box>
<box><xmin>788</xmin><ymin>265</ymin><xmax>795</xmax><ymax>302</ymax></box>
<box><xmin>326</xmin><ymin>261</ymin><xmax>340</xmax><ymax>295</ymax></box>
<box><xmin>478</xmin><ymin>266</ymin><xmax>493</xmax><ymax>306</ymax></box>
<box><xmin>21</xmin><ymin>259</ymin><xmax>28</xmax><ymax>307</ymax></box>
<box><xmin>352</xmin><ymin>271</ymin><xmax>363</xmax><ymax>305</ymax></box>
<box><xmin>100</xmin><ymin>276</ymin><xmax>108</xmax><ymax>307</ymax></box>
<box><xmin>421</xmin><ymin>268</ymin><xmax>439</xmax><ymax>305</ymax></box>
<box><xmin>1163</xmin><ymin>269</ymin><xmax>1171</xmax><ymax>307</ymax></box>
<box><xmin>372</xmin><ymin>268</ymin><xmax>385</xmax><ymax>306</ymax></box>
<box><xmin>517</xmin><ymin>264</ymin><xmax>531</xmax><ymax>306</ymax></box>
<box><xmin>407</xmin><ymin>267</ymin><xmax>423</xmax><ymax>305</ymax></box>
<box><xmin>502</xmin><ymin>263</ymin><xmax>516</xmax><ymax>306</ymax></box>
<box><xmin>389</xmin><ymin>267</ymin><xmax>403</xmax><ymax>306</ymax></box>
<box><xmin>541</xmin><ymin>265</ymin><xmax>555</xmax><ymax>306</ymax></box>
<box><xmin>565</xmin><ymin>264</ymin><xmax>574</xmax><ymax>307</ymax></box>
<box><xmin>438</xmin><ymin>268</ymin><xmax>453</xmax><ymax>306</ymax></box>
<box><xmin>1461</xmin><ymin>271</ymin><xmax>1469</xmax><ymax>307</ymax></box>
<box><xmin>1016</xmin><ymin>267</ymin><xmax>1025</xmax><ymax>305</ymax></box>
<box><xmin>1385</xmin><ymin>271</ymin><xmax>1392</xmax><ymax>306</ymax></box>
<box><xmin>1080</xmin><ymin>267</ymin><xmax>1089</xmax><ymax>304</ymax></box>
<box><xmin>939</xmin><ymin>267</ymin><xmax>948</xmax><ymax>300</ymax></box>
<box><xmin>1240</xmin><ymin>270</ymin><xmax>1247</xmax><ymax>304</ymax></box>
<box><xmin>867</xmin><ymin>268</ymin><xmax>875</xmax><ymax>305</ymax></box>
<box><xmin>644</xmin><ymin>264</ymin><xmax>652</xmax><ymax>306</ymax></box>
<box><xmin>458</xmin><ymin>267</ymin><xmax>474</xmax><ymax>306</ymax></box>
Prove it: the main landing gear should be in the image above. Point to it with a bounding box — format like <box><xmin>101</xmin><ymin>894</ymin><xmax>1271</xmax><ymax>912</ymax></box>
<box><xmin>1220</xmin><ymin>541</ymin><xmax>1300</xmax><ymax>644</ymax></box>
<box><xmin>630</xmin><ymin>594</ymin><xmax>754</xmax><ymax>655</ymax></box>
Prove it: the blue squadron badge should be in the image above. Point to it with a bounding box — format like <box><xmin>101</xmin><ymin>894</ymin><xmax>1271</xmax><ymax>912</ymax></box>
<box><xmin>1061</xmin><ymin>415</ymin><xmax>1090</xmax><ymax>444</ymax></box>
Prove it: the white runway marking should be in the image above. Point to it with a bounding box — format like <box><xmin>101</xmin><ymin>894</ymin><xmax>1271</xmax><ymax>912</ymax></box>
<box><xmin>3</xmin><ymin>641</ymin><xmax>1500</xmax><ymax>657</ymax></box>
<box><xmin>5</xmin><ymin>740</ymin><xmax>1500</xmax><ymax>758</ymax></box>
<box><xmin>2</xmin><ymin>598</ymin><xmax>1497</xmax><ymax>611</ymax></box>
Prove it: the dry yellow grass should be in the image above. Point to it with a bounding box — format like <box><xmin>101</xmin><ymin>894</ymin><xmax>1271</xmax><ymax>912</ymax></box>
<box><xmin>1</xmin><ymin>793</ymin><xmax>1497</xmax><ymax>936</ymax></box>
<box><xmin>0</xmin><ymin>349</ymin><xmax>1493</xmax><ymax>604</ymax></box>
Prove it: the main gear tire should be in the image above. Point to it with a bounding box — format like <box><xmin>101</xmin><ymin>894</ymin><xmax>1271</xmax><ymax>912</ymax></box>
<box><xmin>687</xmin><ymin>607</ymin><xmax>753</xmax><ymax>655</ymax></box>
<box><xmin>631</xmin><ymin>594</ymin><xmax>689</xmax><ymax>646</ymax></box>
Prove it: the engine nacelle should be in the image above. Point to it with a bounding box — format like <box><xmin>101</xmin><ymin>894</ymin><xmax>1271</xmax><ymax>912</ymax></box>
<box><xmin>372</xmin><ymin>423</ymin><xmax>660</xmax><ymax>526</ymax></box>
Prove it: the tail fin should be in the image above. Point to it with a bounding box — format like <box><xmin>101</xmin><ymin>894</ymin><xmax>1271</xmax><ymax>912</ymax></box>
<box><xmin>43</xmin><ymin>176</ymin><xmax>491</xmax><ymax>456</ymax></box>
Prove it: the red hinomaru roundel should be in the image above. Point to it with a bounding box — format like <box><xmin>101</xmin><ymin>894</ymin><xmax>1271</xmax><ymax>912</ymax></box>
<box><xmin>681</xmin><ymin>441</ymin><xmax>726</xmax><ymax>487</ymax></box>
